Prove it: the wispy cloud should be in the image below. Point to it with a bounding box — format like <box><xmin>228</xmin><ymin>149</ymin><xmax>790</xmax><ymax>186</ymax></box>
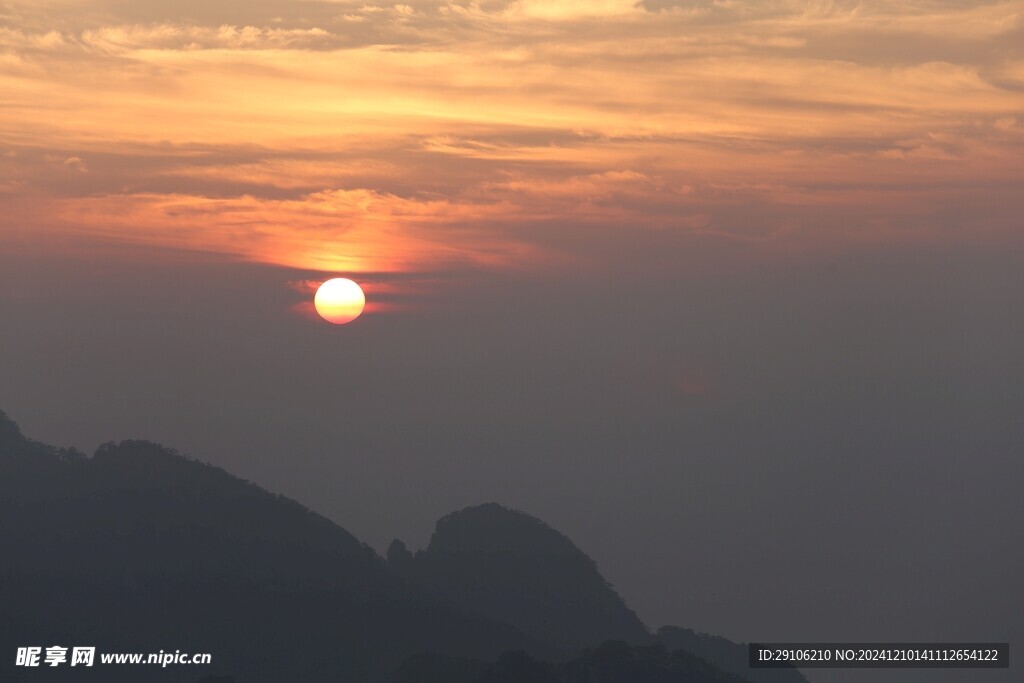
<box><xmin>1</xmin><ymin>0</ymin><xmax>1021</xmax><ymax>275</ymax></box>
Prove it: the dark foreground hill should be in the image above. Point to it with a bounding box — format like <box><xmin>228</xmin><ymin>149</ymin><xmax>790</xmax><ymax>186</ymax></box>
<box><xmin>395</xmin><ymin>640</ymin><xmax>755</xmax><ymax>683</ymax></box>
<box><xmin>0</xmin><ymin>411</ymin><xmax>550</xmax><ymax>682</ymax></box>
<box><xmin>388</xmin><ymin>504</ymin><xmax>805</xmax><ymax>683</ymax></box>
<box><xmin>387</xmin><ymin>503</ymin><xmax>650</xmax><ymax>651</ymax></box>
<box><xmin>0</xmin><ymin>410</ymin><xmax>805</xmax><ymax>683</ymax></box>
<box><xmin>656</xmin><ymin>627</ymin><xmax>807</xmax><ymax>683</ymax></box>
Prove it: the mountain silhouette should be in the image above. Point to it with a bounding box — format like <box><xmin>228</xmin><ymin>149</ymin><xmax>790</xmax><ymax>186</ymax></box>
<box><xmin>0</xmin><ymin>411</ymin><xmax>552</xmax><ymax>682</ymax></box>
<box><xmin>387</xmin><ymin>503</ymin><xmax>806</xmax><ymax>683</ymax></box>
<box><xmin>387</xmin><ymin>503</ymin><xmax>650</xmax><ymax>651</ymax></box>
<box><xmin>656</xmin><ymin>627</ymin><xmax>807</xmax><ymax>683</ymax></box>
<box><xmin>395</xmin><ymin>640</ymin><xmax>756</xmax><ymax>683</ymax></box>
<box><xmin>1</xmin><ymin>410</ymin><xmax>806</xmax><ymax>683</ymax></box>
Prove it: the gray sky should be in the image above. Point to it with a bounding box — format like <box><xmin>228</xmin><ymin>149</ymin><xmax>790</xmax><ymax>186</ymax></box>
<box><xmin>2</xmin><ymin>231</ymin><xmax>1022</xmax><ymax>683</ymax></box>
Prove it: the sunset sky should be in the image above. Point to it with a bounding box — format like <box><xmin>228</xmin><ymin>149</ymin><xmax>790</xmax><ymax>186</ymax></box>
<box><xmin>4</xmin><ymin>0</ymin><xmax>1021</xmax><ymax>276</ymax></box>
<box><xmin>1</xmin><ymin>2</ymin><xmax>1022</xmax><ymax>681</ymax></box>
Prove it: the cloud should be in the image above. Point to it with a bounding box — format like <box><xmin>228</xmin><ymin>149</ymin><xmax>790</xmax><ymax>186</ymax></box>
<box><xmin>504</xmin><ymin>0</ymin><xmax>643</xmax><ymax>20</ymax></box>
<box><xmin>62</xmin><ymin>155</ymin><xmax>87</xmax><ymax>172</ymax></box>
<box><xmin>36</xmin><ymin>188</ymin><xmax>552</xmax><ymax>273</ymax></box>
<box><xmin>1</xmin><ymin>0</ymin><xmax>1021</xmax><ymax>277</ymax></box>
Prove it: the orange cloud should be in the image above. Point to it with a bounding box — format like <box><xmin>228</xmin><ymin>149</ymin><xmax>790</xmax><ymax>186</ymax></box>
<box><xmin>42</xmin><ymin>189</ymin><xmax>550</xmax><ymax>272</ymax></box>
<box><xmin>0</xmin><ymin>0</ymin><xmax>1021</xmax><ymax>276</ymax></box>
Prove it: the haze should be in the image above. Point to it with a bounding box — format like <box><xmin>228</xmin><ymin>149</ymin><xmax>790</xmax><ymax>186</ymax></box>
<box><xmin>1</xmin><ymin>2</ymin><xmax>1022</xmax><ymax>682</ymax></box>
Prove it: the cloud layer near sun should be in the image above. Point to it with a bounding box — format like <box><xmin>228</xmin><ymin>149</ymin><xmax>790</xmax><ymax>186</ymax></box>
<box><xmin>1</xmin><ymin>0</ymin><xmax>1022</xmax><ymax>272</ymax></box>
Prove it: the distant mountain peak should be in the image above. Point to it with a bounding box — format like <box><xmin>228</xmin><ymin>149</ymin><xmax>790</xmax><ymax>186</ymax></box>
<box><xmin>390</xmin><ymin>502</ymin><xmax>651</xmax><ymax>651</ymax></box>
<box><xmin>426</xmin><ymin>503</ymin><xmax>596</xmax><ymax>559</ymax></box>
<box><xmin>0</xmin><ymin>408</ymin><xmax>18</xmax><ymax>432</ymax></box>
<box><xmin>0</xmin><ymin>408</ymin><xmax>26</xmax><ymax>446</ymax></box>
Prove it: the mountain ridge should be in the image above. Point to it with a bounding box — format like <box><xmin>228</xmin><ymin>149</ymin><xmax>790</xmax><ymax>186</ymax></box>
<box><xmin>0</xmin><ymin>410</ymin><xmax>554</xmax><ymax>682</ymax></box>
<box><xmin>0</xmin><ymin>409</ymin><xmax>805</xmax><ymax>683</ymax></box>
<box><xmin>388</xmin><ymin>502</ymin><xmax>651</xmax><ymax>651</ymax></box>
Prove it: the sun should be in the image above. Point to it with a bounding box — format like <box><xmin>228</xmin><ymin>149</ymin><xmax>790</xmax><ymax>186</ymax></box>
<box><xmin>314</xmin><ymin>278</ymin><xmax>365</xmax><ymax>325</ymax></box>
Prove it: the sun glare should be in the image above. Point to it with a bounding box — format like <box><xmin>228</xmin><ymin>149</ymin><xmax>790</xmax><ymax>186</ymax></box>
<box><xmin>314</xmin><ymin>278</ymin><xmax>366</xmax><ymax>325</ymax></box>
